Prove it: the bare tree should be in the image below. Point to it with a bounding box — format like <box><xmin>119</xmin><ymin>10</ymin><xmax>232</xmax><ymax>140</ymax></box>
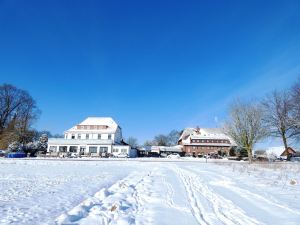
<box><xmin>154</xmin><ymin>134</ymin><xmax>169</xmax><ymax>146</ymax></box>
<box><xmin>143</xmin><ymin>140</ymin><xmax>156</xmax><ymax>146</ymax></box>
<box><xmin>126</xmin><ymin>137</ymin><xmax>139</xmax><ymax>148</ymax></box>
<box><xmin>291</xmin><ymin>77</ymin><xmax>300</xmax><ymax>141</ymax></box>
<box><xmin>167</xmin><ymin>130</ymin><xmax>181</xmax><ymax>146</ymax></box>
<box><xmin>261</xmin><ymin>90</ymin><xmax>295</xmax><ymax>153</ymax></box>
<box><xmin>143</xmin><ymin>130</ymin><xmax>182</xmax><ymax>147</ymax></box>
<box><xmin>224</xmin><ymin>100</ymin><xmax>268</xmax><ymax>163</ymax></box>
<box><xmin>0</xmin><ymin>84</ymin><xmax>39</xmax><ymax>148</ymax></box>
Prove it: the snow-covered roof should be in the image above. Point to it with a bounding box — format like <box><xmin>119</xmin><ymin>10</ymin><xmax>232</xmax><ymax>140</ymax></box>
<box><xmin>265</xmin><ymin>146</ymin><xmax>285</xmax><ymax>157</ymax></box>
<box><xmin>79</xmin><ymin>117</ymin><xmax>118</xmax><ymax>126</ymax></box>
<box><xmin>159</xmin><ymin>145</ymin><xmax>183</xmax><ymax>152</ymax></box>
<box><xmin>65</xmin><ymin>117</ymin><xmax>119</xmax><ymax>134</ymax></box>
<box><xmin>180</xmin><ymin>128</ymin><xmax>229</xmax><ymax>140</ymax></box>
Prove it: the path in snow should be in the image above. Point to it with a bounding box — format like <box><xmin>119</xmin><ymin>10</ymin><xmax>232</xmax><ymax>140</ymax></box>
<box><xmin>56</xmin><ymin>166</ymin><xmax>196</xmax><ymax>225</ymax></box>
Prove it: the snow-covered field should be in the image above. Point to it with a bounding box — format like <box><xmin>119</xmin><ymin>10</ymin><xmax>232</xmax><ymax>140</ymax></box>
<box><xmin>0</xmin><ymin>159</ymin><xmax>299</xmax><ymax>225</ymax></box>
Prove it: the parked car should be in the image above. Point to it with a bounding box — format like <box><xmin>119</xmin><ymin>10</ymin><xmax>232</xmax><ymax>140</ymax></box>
<box><xmin>0</xmin><ymin>150</ymin><xmax>6</xmax><ymax>157</ymax></box>
<box><xmin>167</xmin><ymin>153</ymin><xmax>180</xmax><ymax>159</ymax></box>
<box><xmin>203</xmin><ymin>155</ymin><xmax>211</xmax><ymax>159</ymax></box>
<box><xmin>160</xmin><ymin>153</ymin><xmax>168</xmax><ymax>158</ymax></box>
<box><xmin>184</xmin><ymin>153</ymin><xmax>194</xmax><ymax>157</ymax></box>
<box><xmin>69</xmin><ymin>152</ymin><xmax>79</xmax><ymax>158</ymax></box>
<box><xmin>115</xmin><ymin>153</ymin><xmax>129</xmax><ymax>158</ymax></box>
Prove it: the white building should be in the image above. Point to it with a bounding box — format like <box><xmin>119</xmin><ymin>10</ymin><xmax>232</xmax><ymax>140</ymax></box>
<box><xmin>47</xmin><ymin>117</ymin><xmax>137</xmax><ymax>157</ymax></box>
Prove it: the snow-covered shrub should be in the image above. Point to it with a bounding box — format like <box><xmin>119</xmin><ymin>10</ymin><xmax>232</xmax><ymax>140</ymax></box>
<box><xmin>23</xmin><ymin>134</ymin><xmax>48</xmax><ymax>156</ymax></box>
<box><xmin>7</xmin><ymin>141</ymin><xmax>23</xmax><ymax>152</ymax></box>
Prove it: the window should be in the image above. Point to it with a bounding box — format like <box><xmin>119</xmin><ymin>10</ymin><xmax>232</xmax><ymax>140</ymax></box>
<box><xmin>59</xmin><ymin>146</ymin><xmax>67</xmax><ymax>152</ymax></box>
<box><xmin>49</xmin><ymin>146</ymin><xmax>57</xmax><ymax>152</ymax></box>
<box><xmin>78</xmin><ymin>134</ymin><xmax>81</xmax><ymax>139</ymax></box>
<box><xmin>80</xmin><ymin>147</ymin><xmax>86</xmax><ymax>154</ymax></box>
<box><xmin>113</xmin><ymin>148</ymin><xmax>119</xmax><ymax>153</ymax></box>
<box><xmin>71</xmin><ymin>134</ymin><xmax>75</xmax><ymax>139</ymax></box>
<box><xmin>89</xmin><ymin>147</ymin><xmax>97</xmax><ymax>153</ymax></box>
<box><xmin>108</xmin><ymin>134</ymin><xmax>112</xmax><ymax>140</ymax></box>
<box><xmin>86</xmin><ymin>134</ymin><xmax>90</xmax><ymax>139</ymax></box>
<box><xmin>69</xmin><ymin>146</ymin><xmax>78</xmax><ymax>152</ymax></box>
<box><xmin>100</xmin><ymin>147</ymin><xmax>108</xmax><ymax>153</ymax></box>
<box><xmin>121</xmin><ymin>149</ymin><xmax>127</xmax><ymax>153</ymax></box>
<box><xmin>98</xmin><ymin>134</ymin><xmax>101</xmax><ymax>139</ymax></box>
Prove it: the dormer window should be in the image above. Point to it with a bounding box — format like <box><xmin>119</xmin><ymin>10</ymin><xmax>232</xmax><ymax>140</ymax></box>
<box><xmin>108</xmin><ymin>134</ymin><xmax>112</xmax><ymax>140</ymax></box>
<box><xmin>71</xmin><ymin>134</ymin><xmax>75</xmax><ymax>139</ymax></box>
<box><xmin>98</xmin><ymin>134</ymin><xmax>101</xmax><ymax>139</ymax></box>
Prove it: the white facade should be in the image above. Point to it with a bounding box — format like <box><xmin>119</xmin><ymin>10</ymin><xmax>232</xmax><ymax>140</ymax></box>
<box><xmin>112</xmin><ymin>145</ymin><xmax>137</xmax><ymax>158</ymax></box>
<box><xmin>47</xmin><ymin>117</ymin><xmax>136</xmax><ymax>157</ymax></box>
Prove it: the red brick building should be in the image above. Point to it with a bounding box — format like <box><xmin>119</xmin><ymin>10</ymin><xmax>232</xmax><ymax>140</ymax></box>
<box><xmin>178</xmin><ymin>127</ymin><xmax>234</xmax><ymax>156</ymax></box>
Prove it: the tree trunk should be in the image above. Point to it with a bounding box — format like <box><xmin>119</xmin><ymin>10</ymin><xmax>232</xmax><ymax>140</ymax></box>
<box><xmin>282</xmin><ymin>134</ymin><xmax>289</xmax><ymax>161</ymax></box>
<box><xmin>247</xmin><ymin>147</ymin><xmax>253</xmax><ymax>164</ymax></box>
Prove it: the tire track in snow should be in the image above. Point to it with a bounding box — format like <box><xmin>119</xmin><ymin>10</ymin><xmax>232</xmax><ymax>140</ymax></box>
<box><xmin>173</xmin><ymin>165</ymin><xmax>262</xmax><ymax>225</ymax></box>
<box><xmin>185</xmin><ymin>166</ymin><xmax>300</xmax><ymax>217</ymax></box>
<box><xmin>161</xmin><ymin>174</ymin><xmax>190</xmax><ymax>213</ymax></box>
<box><xmin>175</xmin><ymin>167</ymin><xmax>210</xmax><ymax>225</ymax></box>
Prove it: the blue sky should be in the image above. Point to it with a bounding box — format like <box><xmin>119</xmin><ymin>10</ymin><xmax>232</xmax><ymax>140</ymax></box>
<box><xmin>0</xmin><ymin>0</ymin><xmax>300</xmax><ymax>145</ymax></box>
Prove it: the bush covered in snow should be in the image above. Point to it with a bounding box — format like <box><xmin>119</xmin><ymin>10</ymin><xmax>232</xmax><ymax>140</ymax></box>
<box><xmin>7</xmin><ymin>134</ymin><xmax>48</xmax><ymax>156</ymax></box>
